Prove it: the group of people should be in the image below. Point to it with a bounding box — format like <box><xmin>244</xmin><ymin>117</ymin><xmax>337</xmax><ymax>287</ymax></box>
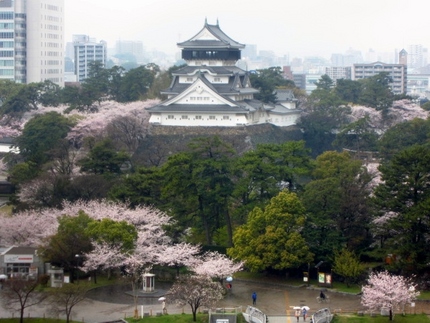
<box><xmin>294</xmin><ymin>308</ymin><xmax>308</xmax><ymax>322</ymax></box>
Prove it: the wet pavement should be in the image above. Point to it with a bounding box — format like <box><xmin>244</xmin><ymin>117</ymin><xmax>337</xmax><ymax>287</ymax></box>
<box><xmin>0</xmin><ymin>279</ymin><xmax>364</xmax><ymax>323</ymax></box>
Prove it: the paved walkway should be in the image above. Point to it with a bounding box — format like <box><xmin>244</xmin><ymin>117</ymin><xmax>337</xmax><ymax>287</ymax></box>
<box><xmin>0</xmin><ymin>280</ymin><xmax>363</xmax><ymax>323</ymax></box>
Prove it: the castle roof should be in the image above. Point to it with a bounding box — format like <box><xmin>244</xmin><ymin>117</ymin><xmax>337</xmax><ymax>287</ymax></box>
<box><xmin>177</xmin><ymin>20</ymin><xmax>245</xmax><ymax>49</ymax></box>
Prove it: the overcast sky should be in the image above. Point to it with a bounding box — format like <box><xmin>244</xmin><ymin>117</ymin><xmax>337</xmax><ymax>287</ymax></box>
<box><xmin>65</xmin><ymin>0</ymin><xmax>429</xmax><ymax>59</ymax></box>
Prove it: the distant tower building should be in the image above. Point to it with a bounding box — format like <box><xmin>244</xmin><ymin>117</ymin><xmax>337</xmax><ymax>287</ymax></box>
<box><xmin>282</xmin><ymin>66</ymin><xmax>294</xmax><ymax>81</ymax></box>
<box><xmin>409</xmin><ymin>44</ymin><xmax>428</xmax><ymax>69</ymax></box>
<box><xmin>0</xmin><ymin>0</ymin><xmax>64</xmax><ymax>85</ymax></box>
<box><xmin>115</xmin><ymin>40</ymin><xmax>144</xmax><ymax>62</ymax></box>
<box><xmin>399</xmin><ymin>49</ymin><xmax>407</xmax><ymax>66</ymax></box>
<box><xmin>73</xmin><ymin>35</ymin><xmax>107</xmax><ymax>82</ymax></box>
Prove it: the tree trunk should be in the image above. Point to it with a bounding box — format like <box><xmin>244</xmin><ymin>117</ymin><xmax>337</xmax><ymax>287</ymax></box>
<box><xmin>389</xmin><ymin>308</ymin><xmax>393</xmax><ymax>321</ymax></box>
<box><xmin>192</xmin><ymin>309</ymin><xmax>197</xmax><ymax>322</ymax></box>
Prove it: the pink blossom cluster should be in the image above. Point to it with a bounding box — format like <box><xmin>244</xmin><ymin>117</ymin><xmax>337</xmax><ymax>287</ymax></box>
<box><xmin>0</xmin><ymin>117</ymin><xmax>24</xmax><ymax>139</ymax></box>
<box><xmin>361</xmin><ymin>270</ymin><xmax>419</xmax><ymax>315</ymax></box>
<box><xmin>66</xmin><ymin>100</ymin><xmax>157</xmax><ymax>145</ymax></box>
<box><xmin>349</xmin><ymin>100</ymin><xmax>429</xmax><ymax>133</ymax></box>
<box><xmin>191</xmin><ymin>251</ymin><xmax>244</xmax><ymax>281</ymax></box>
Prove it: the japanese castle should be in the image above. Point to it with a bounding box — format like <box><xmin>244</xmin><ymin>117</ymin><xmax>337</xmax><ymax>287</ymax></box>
<box><xmin>147</xmin><ymin>20</ymin><xmax>301</xmax><ymax>127</ymax></box>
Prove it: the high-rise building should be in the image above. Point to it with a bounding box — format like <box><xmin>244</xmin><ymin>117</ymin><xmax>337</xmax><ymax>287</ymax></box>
<box><xmin>409</xmin><ymin>44</ymin><xmax>428</xmax><ymax>70</ymax></box>
<box><xmin>73</xmin><ymin>35</ymin><xmax>107</xmax><ymax>82</ymax></box>
<box><xmin>115</xmin><ymin>40</ymin><xmax>144</xmax><ymax>63</ymax></box>
<box><xmin>0</xmin><ymin>0</ymin><xmax>64</xmax><ymax>85</ymax></box>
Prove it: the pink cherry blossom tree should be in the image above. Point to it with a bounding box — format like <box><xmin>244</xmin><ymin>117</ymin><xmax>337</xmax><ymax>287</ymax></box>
<box><xmin>361</xmin><ymin>270</ymin><xmax>419</xmax><ymax>320</ymax></box>
<box><xmin>167</xmin><ymin>274</ymin><xmax>224</xmax><ymax>321</ymax></box>
<box><xmin>191</xmin><ymin>251</ymin><xmax>243</xmax><ymax>286</ymax></box>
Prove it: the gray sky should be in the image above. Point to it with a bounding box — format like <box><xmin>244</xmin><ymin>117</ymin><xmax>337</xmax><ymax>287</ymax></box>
<box><xmin>65</xmin><ymin>0</ymin><xmax>429</xmax><ymax>59</ymax></box>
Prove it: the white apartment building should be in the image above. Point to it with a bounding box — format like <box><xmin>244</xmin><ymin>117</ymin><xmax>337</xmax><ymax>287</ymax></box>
<box><xmin>352</xmin><ymin>62</ymin><xmax>407</xmax><ymax>95</ymax></box>
<box><xmin>0</xmin><ymin>0</ymin><xmax>64</xmax><ymax>86</ymax></box>
<box><xmin>73</xmin><ymin>35</ymin><xmax>107</xmax><ymax>82</ymax></box>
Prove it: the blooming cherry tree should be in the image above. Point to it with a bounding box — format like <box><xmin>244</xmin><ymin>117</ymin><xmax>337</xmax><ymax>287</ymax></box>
<box><xmin>167</xmin><ymin>274</ymin><xmax>224</xmax><ymax>321</ymax></box>
<box><xmin>192</xmin><ymin>251</ymin><xmax>243</xmax><ymax>285</ymax></box>
<box><xmin>361</xmin><ymin>270</ymin><xmax>419</xmax><ymax>320</ymax></box>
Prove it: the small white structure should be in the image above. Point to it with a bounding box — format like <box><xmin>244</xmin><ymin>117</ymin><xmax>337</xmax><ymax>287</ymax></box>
<box><xmin>142</xmin><ymin>273</ymin><xmax>155</xmax><ymax>292</ymax></box>
<box><xmin>47</xmin><ymin>266</ymin><xmax>64</xmax><ymax>288</ymax></box>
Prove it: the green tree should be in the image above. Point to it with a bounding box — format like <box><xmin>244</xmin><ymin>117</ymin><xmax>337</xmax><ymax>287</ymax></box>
<box><xmin>78</xmin><ymin>139</ymin><xmax>130</xmax><ymax>176</ymax></box>
<box><xmin>373</xmin><ymin>144</ymin><xmax>430</xmax><ymax>272</ymax></box>
<box><xmin>378</xmin><ymin>118</ymin><xmax>430</xmax><ymax>160</ymax></box>
<box><xmin>120</xmin><ymin>64</ymin><xmax>159</xmax><ymax>102</ymax></box>
<box><xmin>332</xmin><ymin>248</ymin><xmax>364</xmax><ymax>287</ymax></box>
<box><xmin>86</xmin><ymin>218</ymin><xmax>137</xmax><ymax>252</ymax></box>
<box><xmin>302</xmin><ymin>151</ymin><xmax>373</xmax><ymax>259</ymax></box>
<box><xmin>15</xmin><ymin>112</ymin><xmax>75</xmax><ymax>166</ymax></box>
<box><xmin>40</xmin><ymin>211</ymin><xmax>94</xmax><ymax>283</ymax></box>
<box><xmin>300</xmin><ymin>75</ymin><xmax>351</xmax><ymax>156</ymax></box>
<box><xmin>250</xmin><ymin>66</ymin><xmax>295</xmax><ymax>103</ymax></box>
<box><xmin>108</xmin><ymin>166</ymin><xmax>163</xmax><ymax>207</ymax></box>
<box><xmin>233</xmin><ymin>141</ymin><xmax>312</xmax><ymax>221</ymax></box>
<box><xmin>228</xmin><ymin>190</ymin><xmax>313</xmax><ymax>272</ymax></box>
<box><xmin>161</xmin><ymin>136</ymin><xmax>236</xmax><ymax>246</ymax></box>
<box><xmin>333</xmin><ymin>116</ymin><xmax>379</xmax><ymax>153</ymax></box>
<box><xmin>335</xmin><ymin>79</ymin><xmax>362</xmax><ymax>103</ymax></box>
<box><xmin>358</xmin><ymin>72</ymin><xmax>394</xmax><ymax>113</ymax></box>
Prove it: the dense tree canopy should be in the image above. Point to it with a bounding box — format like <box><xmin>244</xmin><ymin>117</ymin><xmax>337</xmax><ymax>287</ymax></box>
<box><xmin>228</xmin><ymin>190</ymin><xmax>313</xmax><ymax>272</ymax></box>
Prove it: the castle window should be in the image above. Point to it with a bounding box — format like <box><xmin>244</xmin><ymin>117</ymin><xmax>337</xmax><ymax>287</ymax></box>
<box><xmin>209</xmin><ymin>116</ymin><xmax>216</xmax><ymax>120</ymax></box>
<box><xmin>195</xmin><ymin>115</ymin><xmax>202</xmax><ymax>120</ymax></box>
<box><xmin>167</xmin><ymin>115</ymin><xmax>174</xmax><ymax>119</ymax></box>
<box><xmin>186</xmin><ymin>77</ymin><xmax>193</xmax><ymax>82</ymax></box>
<box><xmin>214</xmin><ymin>77</ymin><xmax>221</xmax><ymax>82</ymax></box>
<box><xmin>223</xmin><ymin>116</ymin><xmax>229</xmax><ymax>120</ymax></box>
<box><xmin>181</xmin><ymin>115</ymin><xmax>189</xmax><ymax>119</ymax></box>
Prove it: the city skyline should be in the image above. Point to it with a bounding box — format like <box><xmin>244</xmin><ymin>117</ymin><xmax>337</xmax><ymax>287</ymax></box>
<box><xmin>65</xmin><ymin>0</ymin><xmax>429</xmax><ymax>60</ymax></box>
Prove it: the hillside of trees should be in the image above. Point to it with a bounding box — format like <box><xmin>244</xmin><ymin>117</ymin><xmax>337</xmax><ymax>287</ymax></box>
<box><xmin>1</xmin><ymin>63</ymin><xmax>430</xmax><ymax>282</ymax></box>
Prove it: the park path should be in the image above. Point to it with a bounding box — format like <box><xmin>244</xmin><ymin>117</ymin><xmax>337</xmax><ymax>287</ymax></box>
<box><xmin>0</xmin><ymin>280</ymin><xmax>363</xmax><ymax>323</ymax></box>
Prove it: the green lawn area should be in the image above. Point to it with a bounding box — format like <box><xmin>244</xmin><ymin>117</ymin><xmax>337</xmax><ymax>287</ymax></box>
<box><xmin>0</xmin><ymin>319</ymin><xmax>81</xmax><ymax>323</ymax></box>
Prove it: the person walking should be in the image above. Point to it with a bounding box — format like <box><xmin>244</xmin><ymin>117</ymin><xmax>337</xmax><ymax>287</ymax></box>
<box><xmin>295</xmin><ymin>309</ymin><xmax>301</xmax><ymax>322</ymax></box>
<box><xmin>302</xmin><ymin>308</ymin><xmax>307</xmax><ymax>321</ymax></box>
<box><xmin>252</xmin><ymin>292</ymin><xmax>257</xmax><ymax>305</ymax></box>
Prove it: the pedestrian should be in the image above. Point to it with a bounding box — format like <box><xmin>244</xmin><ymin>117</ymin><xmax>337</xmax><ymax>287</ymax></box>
<box><xmin>162</xmin><ymin>300</ymin><xmax>167</xmax><ymax>314</ymax></box>
<box><xmin>252</xmin><ymin>291</ymin><xmax>257</xmax><ymax>305</ymax></box>
<box><xmin>295</xmin><ymin>309</ymin><xmax>301</xmax><ymax>322</ymax></box>
<box><xmin>302</xmin><ymin>308</ymin><xmax>307</xmax><ymax>321</ymax></box>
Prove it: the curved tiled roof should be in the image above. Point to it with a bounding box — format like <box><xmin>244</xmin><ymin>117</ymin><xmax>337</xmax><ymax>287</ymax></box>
<box><xmin>177</xmin><ymin>21</ymin><xmax>245</xmax><ymax>49</ymax></box>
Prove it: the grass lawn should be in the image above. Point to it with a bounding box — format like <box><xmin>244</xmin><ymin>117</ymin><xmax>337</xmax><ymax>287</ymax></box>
<box><xmin>332</xmin><ymin>314</ymin><xmax>430</xmax><ymax>323</ymax></box>
<box><xmin>0</xmin><ymin>319</ymin><xmax>81</xmax><ymax>323</ymax></box>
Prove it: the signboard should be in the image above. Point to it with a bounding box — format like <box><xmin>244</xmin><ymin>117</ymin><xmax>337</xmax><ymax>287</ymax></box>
<box><xmin>4</xmin><ymin>255</ymin><xmax>33</xmax><ymax>263</ymax></box>
<box><xmin>318</xmin><ymin>272</ymin><xmax>332</xmax><ymax>287</ymax></box>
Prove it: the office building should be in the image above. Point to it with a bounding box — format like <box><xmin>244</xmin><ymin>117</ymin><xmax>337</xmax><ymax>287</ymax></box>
<box><xmin>73</xmin><ymin>35</ymin><xmax>107</xmax><ymax>82</ymax></box>
<box><xmin>0</xmin><ymin>0</ymin><xmax>64</xmax><ymax>85</ymax></box>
